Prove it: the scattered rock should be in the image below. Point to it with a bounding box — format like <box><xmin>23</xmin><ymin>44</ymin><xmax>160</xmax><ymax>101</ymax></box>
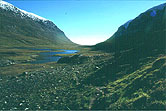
<box><xmin>0</xmin><ymin>59</ymin><xmax>15</xmax><ymax>67</ymax></box>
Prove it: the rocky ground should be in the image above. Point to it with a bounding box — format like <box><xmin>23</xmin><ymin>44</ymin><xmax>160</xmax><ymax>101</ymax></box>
<box><xmin>0</xmin><ymin>59</ymin><xmax>16</xmax><ymax>67</ymax></box>
<box><xmin>0</xmin><ymin>53</ymin><xmax>112</xmax><ymax>110</ymax></box>
<box><xmin>0</xmin><ymin>50</ymin><xmax>165</xmax><ymax>110</ymax></box>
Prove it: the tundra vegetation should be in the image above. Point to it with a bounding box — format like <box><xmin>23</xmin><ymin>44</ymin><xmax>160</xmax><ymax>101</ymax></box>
<box><xmin>0</xmin><ymin>1</ymin><xmax>165</xmax><ymax>110</ymax></box>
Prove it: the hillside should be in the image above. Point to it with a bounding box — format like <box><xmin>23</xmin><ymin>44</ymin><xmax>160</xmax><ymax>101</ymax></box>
<box><xmin>95</xmin><ymin>3</ymin><xmax>166</xmax><ymax>54</ymax></box>
<box><xmin>87</xmin><ymin>3</ymin><xmax>166</xmax><ymax>109</ymax></box>
<box><xmin>0</xmin><ymin>1</ymin><xmax>165</xmax><ymax>110</ymax></box>
<box><xmin>0</xmin><ymin>1</ymin><xmax>73</xmax><ymax>47</ymax></box>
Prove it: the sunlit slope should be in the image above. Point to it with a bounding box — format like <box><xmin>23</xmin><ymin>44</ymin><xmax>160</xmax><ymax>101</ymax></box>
<box><xmin>0</xmin><ymin>1</ymin><xmax>74</xmax><ymax>47</ymax></box>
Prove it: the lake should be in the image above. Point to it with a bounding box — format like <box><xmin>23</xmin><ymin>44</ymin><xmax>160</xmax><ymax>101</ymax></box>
<box><xmin>14</xmin><ymin>47</ymin><xmax>78</xmax><ymax>64</ymax></box>
<box><xmin>30</xmin><ymin>49</ymin><xmax>78</xmax><ymax>64</ymax></box>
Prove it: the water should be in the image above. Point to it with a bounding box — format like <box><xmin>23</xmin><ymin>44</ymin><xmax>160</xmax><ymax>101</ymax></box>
<box><xmin>14</xmin><ymin>47</ymin><xmax>78</xmax><ymax>64</ymax></box>
<box><xmin>31</xmin><ymin>49</ymin><xmax>78</xmax><ymax>64</ymax></box>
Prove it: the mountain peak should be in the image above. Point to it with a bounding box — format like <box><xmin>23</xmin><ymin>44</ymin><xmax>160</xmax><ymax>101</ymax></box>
<box><xmin>0</xmin><ymin>0</ymin><xmax>48</xmax><ymax>21</ymax></box>
<box><xmin>147</xmin><ymin>3</ymin><xmax>166</xmax><ymax>17</ymax></box>
<box><xmin>148</xmin><ymin>3</ymin><xmax>166</xmax><ymax>12</ymax></box>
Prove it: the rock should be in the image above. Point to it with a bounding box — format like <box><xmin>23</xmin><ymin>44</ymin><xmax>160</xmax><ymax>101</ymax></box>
<box><xmin>24</xmin><ymin>72</ymin><xmax>28</xmax><ymax>75</ymax></box>
<box><xmin>0</xmin><ymin>59</ymin><xmax>15</xmax><ymax>67</ymax></box>
<box><xmin>76</xmin><ymin>71</ymin><xmax>79</xmax><ymax>73</ymax></box>
<box><xmin>25</xmin><ymin>108</ymin><xmax>29</xmax><ymax>110</ymax></box>
<box><xmin>96</xmin><ymin>66</ymin><xmax>100</xmax><ymax>69</ymax></box>
<box><xmin>18</xmin><ymin>72</ymin><xmax>28</xmax><ymax>77</ymax></box>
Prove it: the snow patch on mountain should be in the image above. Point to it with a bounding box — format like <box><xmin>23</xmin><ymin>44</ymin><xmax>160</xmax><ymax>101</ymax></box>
<box><xmin>0</xmin><ymin>1</ymin><xmax>48</xmax><ymax>21</ymax></box>
<box><xmin>150</xmin><ymin>10</ymin><xmax>157</xmax><ymax>17</ymax></box>
<box><xmin>148</xmin><ymin>3</ymin><xmax>166</xmax><ymax>17</ymax></box>
<box><xmin>123</xmin><ymin>20</ymin><xmax>133</xmax><ymax>29</ymax></box>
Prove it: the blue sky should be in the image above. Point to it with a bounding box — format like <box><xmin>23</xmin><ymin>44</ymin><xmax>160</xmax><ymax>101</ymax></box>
<box><xmin>5</xmin><ymin>0</ymin><xmax>166</xmax><ymax>45</ymax></box>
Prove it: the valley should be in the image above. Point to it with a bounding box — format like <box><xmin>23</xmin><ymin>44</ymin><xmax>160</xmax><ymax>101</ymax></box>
<box><xmin>0</xmin><ymin>1</ymin><xmax>165</xmax><ymax>110</ymax></box>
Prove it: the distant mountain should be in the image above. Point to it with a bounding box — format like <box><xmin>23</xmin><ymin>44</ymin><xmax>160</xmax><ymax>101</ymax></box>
<box><xmin>0</xmin><ymin>1</ymin><xmax>73</xmax><ymax>47</ymax></box>
<box><xmin>95</xmin><ymin>3</ymin><xmax>166</xmax><ymax>54</ymax></box>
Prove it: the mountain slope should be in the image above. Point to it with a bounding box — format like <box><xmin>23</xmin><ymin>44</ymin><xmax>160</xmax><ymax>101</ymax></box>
<box><xmin>95</xmin><ymin>3</ymin><xmax>166</xmax><ymax>53</ymax></box>
<box><xmin>86</xmin><ymin>3</ymin><xmax>166</xmax><ymax>109</ymax></box>
<box><xmin>0</xmin><ymin>2</ymin><xmax>165</xmax><ymax>110</ymax></box>
<box><xmin>0</xmin><ymin>1</ymin><xmax>73</xmax><ymax>47</ymax></box>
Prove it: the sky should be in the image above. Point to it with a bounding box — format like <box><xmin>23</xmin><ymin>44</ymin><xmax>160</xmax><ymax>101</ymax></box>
<box><xmin>4</xmin><ymin>0</ymin><xmax>166</xmax><ymax>45</ymax></box>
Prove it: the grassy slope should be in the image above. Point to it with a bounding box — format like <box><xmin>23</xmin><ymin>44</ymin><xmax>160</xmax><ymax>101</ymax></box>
<box><xmin>95</xmin><ymin>4</ymin><xmax>166</xmax><ymax>53</ymax></box>
<box><xmin>0</xmin><ymin>8</ymin><xmax>74</xmax><ymax>48</ymax></box>
<box><xmin>90</xmin><ymin>55</ymin><xmax>166</xmax><ymax>110</ymax></box>
<box><xmin>0</xmin><ymin>46</ymin><xmax>165</xmax><ymax>110</ymax></box>
<box><xmin>0</xmin><ymin>3</ymin><xmax>165</xmax><ymax>110</ymax></box>
<box><xmin>83</xmin><ymin>6</ymin><xmax>166</xmax><ymax>109</ymax></box>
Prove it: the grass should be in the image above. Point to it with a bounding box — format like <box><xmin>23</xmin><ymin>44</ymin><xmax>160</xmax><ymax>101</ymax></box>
<box><xmin>0</xmin><ymin>46</ymin><xmax>75</xmax><ymax>75</ymax></box>
<box><xmin>96</xmin><ymin>56</ymin><xmax>166</xmax><ymax>110</ymax></box>
<box><xmin>0</xmin><ymin>45</ymin><xmax>165</xmax><ymax>110</ymax></box>
<box><xmin>0</xmin><ymin>45</ymin><xmax>98</xmax><ymax>75</ymax></box>
<box><xmin>1</xmin><ymin>4</ymin><xmax>165</xmax><ymax>109</ymax></box>
<box><xmin>53</xmin><ymin>53</ymin><xmax>76</xmax><ymax>57</ymax></box>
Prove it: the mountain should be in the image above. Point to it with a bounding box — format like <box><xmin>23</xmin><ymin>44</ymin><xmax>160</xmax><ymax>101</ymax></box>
<box><xmin>0</xmin><ymin>1</ymin><xmax>73</xmax><ymax>47</ymax></box>
<box><xmin>85</xmin><ymin>3</ymin><xmax>166</xmax><ymax>109</ymax></box>
<box><xmin>0</xmin><ymin>2</ymin><xmax>165</xmax><ymax>110</ymax></box>
<box><xmin>95</xmin><ymin>3</ymin><xmax>166</xmax><ymax>54</ymax></box>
